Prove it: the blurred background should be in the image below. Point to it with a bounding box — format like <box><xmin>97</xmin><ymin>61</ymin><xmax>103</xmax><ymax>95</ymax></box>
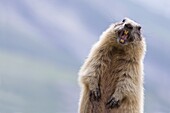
<box><xmin>0</xmin><ymin>0</ymin><xmax>170</xmax><ymax>113</ymax></box>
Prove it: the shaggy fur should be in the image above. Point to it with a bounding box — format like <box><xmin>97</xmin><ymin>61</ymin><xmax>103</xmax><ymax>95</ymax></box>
<box><xmin>78</xmin><ymin>18</ymin><xmax>146</xmax><ymax>113</ymax></box>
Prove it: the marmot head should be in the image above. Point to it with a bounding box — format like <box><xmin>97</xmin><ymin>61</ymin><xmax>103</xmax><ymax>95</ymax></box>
<box><xmin>113</xmin><ymin>18</ymin><xmax>142</xmax><ymax>45</ymax></box>
<box><xmin>102</xmin><ymin>18</ymin><xmax>143</xmax><ymax>46</ymax></box>
<box><xmin>99</xmin><ymin>18</ymin><xmax>145</xmax><ymax>59</ymax></box>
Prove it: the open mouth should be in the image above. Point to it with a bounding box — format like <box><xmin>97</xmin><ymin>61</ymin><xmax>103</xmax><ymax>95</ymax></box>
<box><xmin>118</xmin><ymin>29</ymin><xmax>130</xmax><ymax>44</ymax></box>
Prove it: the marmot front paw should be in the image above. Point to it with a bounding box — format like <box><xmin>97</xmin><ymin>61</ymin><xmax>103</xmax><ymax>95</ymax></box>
<box><xmin>89</xmin><ymin>88</ymin><xmax>101</xmax><ymax>101</ymax></box>
<box><xmin>106</xmin><ymin>97</ymin><xmax>121</xmax><ymax>109</ymax></box>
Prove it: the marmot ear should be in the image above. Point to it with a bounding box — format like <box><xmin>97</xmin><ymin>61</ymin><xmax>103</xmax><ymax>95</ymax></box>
<box><xmin>137</xmin><ymin>26</ymin><xmax>141</xmax><ymax>31</ymax></box>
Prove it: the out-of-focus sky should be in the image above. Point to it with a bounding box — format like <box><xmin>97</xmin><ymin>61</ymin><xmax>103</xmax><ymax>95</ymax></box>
<box><xmin>0</xmin><ymin>0</ymin><xmax>170</xmax><ymax>113</ymax></box>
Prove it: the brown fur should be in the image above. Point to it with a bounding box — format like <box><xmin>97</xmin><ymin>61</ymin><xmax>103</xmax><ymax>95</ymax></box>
<box><xmin>78</xmin><ymin>18</ymin><xmax>146</xmax><ymax>113</ymax></box>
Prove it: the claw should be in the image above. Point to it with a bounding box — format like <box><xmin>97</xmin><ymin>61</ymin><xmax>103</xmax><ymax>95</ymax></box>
<box><xmin>106</xmin><ymin>97</ymin><xmax>120</xmax><ymax>109</ymax></box>
<box><xmin>89</xmin><ymin>88</ymin><xmax>101</xmax><ymax>101</ymax></box>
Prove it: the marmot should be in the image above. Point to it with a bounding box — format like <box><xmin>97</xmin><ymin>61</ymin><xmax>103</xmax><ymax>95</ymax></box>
<box><xmin>78</xmin><ymin>18</ymin><xmax>146</xmax><ymax>113</ymax></box>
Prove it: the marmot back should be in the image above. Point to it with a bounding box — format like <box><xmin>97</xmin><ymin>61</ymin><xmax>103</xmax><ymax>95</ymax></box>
<box><xmin>78</xmin><ymin>18</ymin><xmax>146</xmax><ymax>113</ymax></box>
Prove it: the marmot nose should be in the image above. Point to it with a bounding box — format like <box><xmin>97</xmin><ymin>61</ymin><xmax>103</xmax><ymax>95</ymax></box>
<box><xmin>124</xmin><ymin>23</ymin><xmax>133</xmax><ymax>30</ymax></box>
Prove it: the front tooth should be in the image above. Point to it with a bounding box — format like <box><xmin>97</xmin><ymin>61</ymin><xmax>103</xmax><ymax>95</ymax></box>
<box><xmin>124</xmin><ymin>30</ymin><xmax>129</xmax><ymax>35</ymax></box>
<box><xmin>120</xmin><ymin>39</ymin><xmax>125</xmax><ymax>43</ymax></box>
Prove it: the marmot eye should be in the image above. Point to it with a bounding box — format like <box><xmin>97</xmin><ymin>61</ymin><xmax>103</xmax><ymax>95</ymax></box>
<box><xmin>122</xmin><ymin>19</ymin><xmax>126</xmax><ymax>23</ymax></box>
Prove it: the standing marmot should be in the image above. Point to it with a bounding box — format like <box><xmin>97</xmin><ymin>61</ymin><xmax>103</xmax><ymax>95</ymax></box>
<box><xmin>78</xmin><ymin>18</ymin><xmax>146</xmax><ymax>113</ymax></box>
